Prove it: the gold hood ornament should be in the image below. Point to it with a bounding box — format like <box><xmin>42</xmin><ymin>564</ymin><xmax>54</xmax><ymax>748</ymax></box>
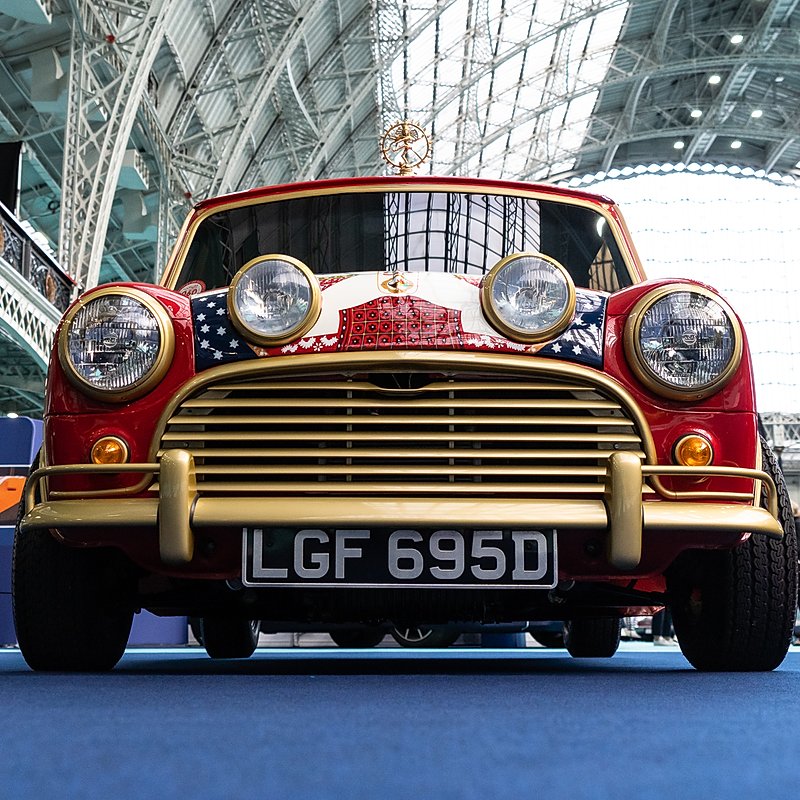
<box><xmin>380</xmin><ymin>121</ymin><xmax>431</xmax><ymax>175</ymax></box>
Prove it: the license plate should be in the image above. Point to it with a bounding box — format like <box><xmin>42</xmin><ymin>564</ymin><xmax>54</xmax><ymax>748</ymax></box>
<box><xmin>242</xmin><ymin>528</ymin><xmax>557</xmax><ymax>588</ymax></box>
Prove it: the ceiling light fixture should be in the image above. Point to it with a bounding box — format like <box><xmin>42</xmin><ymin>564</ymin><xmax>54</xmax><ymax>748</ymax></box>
<box><xmin>751</xmin><ymin>109</ymin><xmax>763</xmax><ymax>118</ymax></box>
<box><xmin>673</xmin><ymin>141</ymin><xmax>685</xmax><ymax>150</ymax></box>
<box><xmin>730</xmin><ymin>34</ymin><xmax>744</xmax><ymax>44</ymax></box>
<box><xmin>690</xmin><ymin>109</ymin><xmax>703</xmax><ymax>118</ymax></box>
<box><xmin>731</xmin><ymin>140</ymin><xmax>742</xmax><ymax>149</ymax></box>
<box><xmin>708</xmin><ymin>74</ymin><xmax>722</xmax><ymax>85</ymax></box>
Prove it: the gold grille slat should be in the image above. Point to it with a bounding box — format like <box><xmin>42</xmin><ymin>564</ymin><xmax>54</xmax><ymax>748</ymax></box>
<box><xmin>193</xmin><ymin>464</ymin><xmax>607</xmax><ymax>476</ymax></box>
<box><xmin>161</xmin><ymin>429</ymin><xmax>641</xmax><ymax>443</ymax></box>
<box><xmin>170</xmin><ymin>447</ymin><xmax>645</xmax><ymax>461</ymax></box>
<box><xmin>209</xmin><ymin>381</ymin><xmax>598</xmax><ymax>393</ymax></box>
<box><xmin>181</xmin><ymin>397</ymin><xmax>623</xmax><ymax>411</ymax></box>
<box><xmin>185</xmin><ymin>481</ymin><xmax>607</xmax><ymax>495</ymax></box>
<box><xmin>166</xmin><ymin>414</ymin><xmax>635</xmax><ymax>428</ymax></box>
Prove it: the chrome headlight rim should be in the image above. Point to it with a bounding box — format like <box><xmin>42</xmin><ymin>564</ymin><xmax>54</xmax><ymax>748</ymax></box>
<box><xmin>481</xmin><ymin>251</ymin><xmax>577</xmax><ymax>343</ymax></box>
<box><xmin>227</xmin><ymin>254</ymin><xmax>322</xmax><ymax>346</ymax></box>
<box><xmin>57</xmin><ymin>286</ymin><xmax>175</xmax><ymax>403</ymax></box>
<box><xmin>623</xmin><ymin>283</ymin><xmax>743</xmax><ymax>402</ymax></box>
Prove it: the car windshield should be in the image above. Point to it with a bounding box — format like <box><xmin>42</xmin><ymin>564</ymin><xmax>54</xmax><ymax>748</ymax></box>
<box><xmin>174</xmin><ymin>190</ymin><xmax>632</xmax><ymax>293</ymax></box>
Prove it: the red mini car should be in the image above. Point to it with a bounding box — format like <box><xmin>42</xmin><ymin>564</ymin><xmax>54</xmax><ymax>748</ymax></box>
<box><xmin>13</xmin><ymin>175</ymin><xmax>796</xmax><ymax>670</ymax></box>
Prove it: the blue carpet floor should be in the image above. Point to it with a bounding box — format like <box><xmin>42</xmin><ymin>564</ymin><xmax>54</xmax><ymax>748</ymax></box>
<box><xmin>0</xmin><ymin>644</ymin><xmax>798</xmax><ymax>799</ymax></box>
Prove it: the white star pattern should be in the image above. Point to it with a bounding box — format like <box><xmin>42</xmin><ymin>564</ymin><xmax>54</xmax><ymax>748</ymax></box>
<box><xmin>191</xmin><ymin>287</ymin><xmax>604</xmax><ymax>367</ymax></box>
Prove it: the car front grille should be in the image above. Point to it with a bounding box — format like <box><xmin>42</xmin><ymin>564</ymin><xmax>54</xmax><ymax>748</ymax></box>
<box><xmin>157</xmin><ymin>364</ymin><xmax>648</xmax><ymax>498</ymax></box>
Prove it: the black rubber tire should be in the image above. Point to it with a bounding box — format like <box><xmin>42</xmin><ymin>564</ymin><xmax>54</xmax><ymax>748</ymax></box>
<box><xmin>564</xmin><ymin>617</ymin><xmax>622</xmax><ymax>658</ymax></box>
<box><xmin>391</xmin><ymin>626</ymin><xmax>460</xmax><ymax>648</ymax></box>
<box><xmin>13</xmin><ymin>461</ymin><xmax>135</xmax><ymax>671</ymax></box>
<box><xmin>530</xmin><ymin>629</ymin><xmax>566</xmax><ymax>648</ymax></box>
<box><xmin>201</xmin><ymin>617</ymin><xmax>261</xmax><ymax>658</ymax></box>
<box><xmin>668</xmin><ymin>435</ymin><xmax>798</xmax><ymax>672</ymax></box>
<box><xmin>329</xmin><ymin>628</ymin><xmax>386</xmax><ymax>648</ymax></box>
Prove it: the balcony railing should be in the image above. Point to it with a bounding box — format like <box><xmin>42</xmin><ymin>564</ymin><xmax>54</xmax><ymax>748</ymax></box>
<box><xmin>0</xmin><ymin>201</ymin><xmax>75</xmax><ymax>313</ymax></box>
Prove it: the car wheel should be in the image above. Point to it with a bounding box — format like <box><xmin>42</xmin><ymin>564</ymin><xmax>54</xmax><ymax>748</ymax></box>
<box><xmin>329</xmin><ymin>628</ymin><xmax>386</xmax><ymax>648</ymax></box>
<box><xmin>13</xmin><ymin>456</ymin><xmax>136</xmax><ymax>672</ymax></box>
<box><xmin>563</xmin><ymin>617</ymin><xmax>622</xmax><ymax>658</ymax></box>
<box><xmin>201</xmin><ymin>617</ymin><xmax>261</xmax><ymax>658</ymax></box>
<box><xmin>391</xmin><ymin>626</ymin><xmax>460</xmax><ymax>648</ymax></box>
<box><xmin>529</xmin><ymin>629</ymin><xmax>565</xmax><ymax>648</ymax></box>
<box><xmin>668</xmin><ymin>434</ymin><xmax>797</xmax><ymax>672</ymax></box>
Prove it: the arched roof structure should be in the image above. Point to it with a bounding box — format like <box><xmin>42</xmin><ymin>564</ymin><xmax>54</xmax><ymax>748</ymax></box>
<box><xmin>0</xmin><ymin>0</ymin><xmax>798</xmax><ymax>289</ymax></box>
<box><xmin>0</xmin><ymin>0</ymin><xmax>799</xmax><ymax>416</ymax></box>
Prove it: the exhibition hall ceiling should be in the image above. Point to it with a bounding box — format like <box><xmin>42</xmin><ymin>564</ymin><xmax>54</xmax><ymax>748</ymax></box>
<box><xmin>0</xmin><ymin>0</ymin><xmax>798</xmax><ymax>285</ymax></box>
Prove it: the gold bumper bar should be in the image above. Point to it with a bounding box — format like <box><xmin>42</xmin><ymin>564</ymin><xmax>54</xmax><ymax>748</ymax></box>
<box><xmin>21</xmin><ymin>450</ymin><xmax>782</xmax><ymax>570</ymax></box>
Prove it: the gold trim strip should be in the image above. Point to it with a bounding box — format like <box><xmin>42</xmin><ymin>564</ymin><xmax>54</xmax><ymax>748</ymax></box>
<box><xmin>25</xmin><ymin>463</ymin><xmax>159</xmax><ymax>510</ymax></box>
<box><xmin>642</xmin><ymin>465</ymin><xmax>774</xmax><ymax>517</ymax></box>
<box><xmin>161</xmin><ymin>429</ymin><xmax>643</xmax><ymax>444</ymax></box>
<box><xmin>185</xmin><ymin>448</ymin><xmax>645</xmax><ymax>462</ymax></box>
<box><xmin>209</xmin><ymin>380</ymin><xmax>600</xmax><ymax>393</ymax></box>
<box><xmin>165</xmin><ymin>413</ymin><xmax>637</xmax><ymax>429</ymax></box>
<box><xmin>178</xmin><ymin>481</ymin><xmax>607</xmax><ymax>495</ymax></box>
<box><xmin>192</xmin><ymin>464</ymin><xmax>608</xmax><ymax>476</ymax></box>
<box><xmin>179</xmin><ymin>396</ymin><xmax>624</xmax><ymax>410</ymax></box>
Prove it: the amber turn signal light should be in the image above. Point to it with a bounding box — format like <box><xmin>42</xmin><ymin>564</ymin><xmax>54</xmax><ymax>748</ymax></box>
<box><xmin>674</xmin><ymin>434</ymin><xmax>713</xmax><ymax>467</ymax></box>
<box><xmin>91</xmin><ymin>436</ymin><xmax>129</xmax><ymax>465</ymax></box>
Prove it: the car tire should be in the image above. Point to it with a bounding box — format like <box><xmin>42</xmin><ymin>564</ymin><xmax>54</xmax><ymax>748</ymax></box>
<box><xmin>13</xmin><ymin>458</ymin><xmax>135</xmax><ymax>672</ymax></box>
<box><xmin>391</xmin><ymin>626</ymin><xmax>460</xmax><ymax>648</ymax></box>
<box><xmin>563</xmin><ymin>617</ymin><xmax>622</xmax><ymax>658</ymax></box>
<box><xmin>668</xmin><ymin>434</ymin><xmax>798</xmax><ymax>672</ymax></box>
<box><xmin>529</xmin><ymin>629</ymin><xmax>565</xmax><ymax>648</ymax></box>
<box><xmin>200</xmin><ymin>617</ymin><xmax>261</xmax><ymax>658</ymax></box>
<box><xmin>329</xmin><ymin>628</ymin><xmax>386</xmax><ymax>648</ymax></box>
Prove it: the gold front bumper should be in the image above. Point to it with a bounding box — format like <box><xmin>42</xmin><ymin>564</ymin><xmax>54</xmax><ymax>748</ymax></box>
<box><xmin>22</xmin><ymin>449</ymin><xmax>782</xmax><ymax>571</ymax></box>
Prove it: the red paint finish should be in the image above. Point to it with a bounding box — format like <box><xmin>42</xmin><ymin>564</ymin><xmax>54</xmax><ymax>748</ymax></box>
<box><xmin>35</xmin><ymin>181</ymin><xmax>766</xmax><ymax>593</ymax></box>
<box><xmin>45</xmin><ymin>285</ymin><xmax>196</xmax><ymax>493</ymax></box>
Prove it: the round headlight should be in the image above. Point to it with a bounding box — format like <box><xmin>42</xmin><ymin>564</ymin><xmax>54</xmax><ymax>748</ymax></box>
<box><xmin>481</xmin><ymin>252</ymin><xmax>576</xmax><ymax>342</ymax></box>
<box><xmin>58</xmin><ymin>288</ymin><xmax>174</xmax><ymax>401</ymax></box>
<box><xmin>624</xmin><ymin>284</ymin><xmax>742</xmax><ymax>400</ymax></box>
<box><xmin>228</xmin><ymin>255</ymin><xmax>321</xmax><ymax>345</ymax></box>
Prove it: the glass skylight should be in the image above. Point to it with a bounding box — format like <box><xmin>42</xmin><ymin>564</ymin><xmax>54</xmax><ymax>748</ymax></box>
<box><xmin>379</xmin><ymin>0</ymin><xmax>629</xmax><ymax>179</ymax></box>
